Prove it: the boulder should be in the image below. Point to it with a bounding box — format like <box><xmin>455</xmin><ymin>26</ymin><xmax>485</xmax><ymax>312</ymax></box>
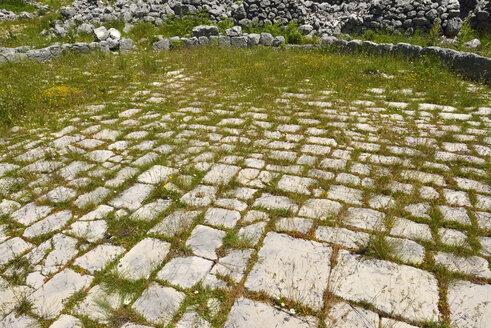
<box><xmin>259</xmin><ymin>32</ymin><xmax>274</xmax><ymax>46</ymax></box>
<box><xmin>226</xmin><ymin>26</ymin><xmax>242</xmax><ymax>37</ymax></box>
<box><xmin>464</xmin><ymin>38</ymin><xmax>481</xmax><ymax>49</ymax></box>
<box><xmin>192</xmin><ymin>25</ymin><xmax>219</xmax><ymax>38</ymax></box>
<box><xmin>94</xmin><ymin>26</ymin><xmax>109</xmax><ymax>41</ymax></box>
<box><xmin>152</xmin><ymin>39</ymin><xmax>170</xmax><ymax>51</ymax></box>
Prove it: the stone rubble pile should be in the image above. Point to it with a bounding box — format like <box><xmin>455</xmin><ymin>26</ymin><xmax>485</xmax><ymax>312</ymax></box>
<box><xmin>470</xmin><ymin>0</ymin><xmax>491</xmax><ymax>31</ymax></box>
<box><xmin>152</xmin><ymin>25</ymin><xmax>285</xmax><ymax>50</ymax></box>
<box><xmin>0</xmin><ymin>0</ymin><xmax>48</xmax><ymax>21</ymax></box>
<box><xmin>51</xmin><ymin>0</ymin><xmax>489</xmax><ymax>38</ymax></box>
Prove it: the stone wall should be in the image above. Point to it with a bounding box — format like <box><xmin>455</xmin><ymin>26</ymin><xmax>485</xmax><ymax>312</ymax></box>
<box><xmin>54</xmin><ymin>0</ymin><xmax>486</xmax><ymax>37</ymax></box>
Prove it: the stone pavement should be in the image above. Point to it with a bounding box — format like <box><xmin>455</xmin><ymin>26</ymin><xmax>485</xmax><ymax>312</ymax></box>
<box><xmin>0</xmin><ymin>70</ymin><xmax>490</xmax><ymax>327</ymax></box>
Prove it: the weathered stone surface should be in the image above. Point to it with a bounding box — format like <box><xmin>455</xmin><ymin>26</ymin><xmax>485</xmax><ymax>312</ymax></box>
<box><xmin>117</xmin><ymin>238</ymin><xmax>170</xmax><ymax>280</ymax></box>
<box><xmin>157</xmin><ymin>256</ymin><xmax>213</xmax><ymax>288</ymax></box>
<box><xmin>28</xmin><ymin>269</ymin><xmax>93</xmax><ymax>319</ymax></box>
<box><xmin>132</xmin><ymin>283</ymin><xmax>185</xmax><ymax>326</ymax></box>
<box><xmin>330</xmin><ymin>250</ymin><xmax>439</xmax><ymax>322</ymax></box>
<box><xmin>186</xmin><ymin>225</ymin><xmax>225</xmax><ymax>260</ymax></box>
<box><xmin>245</xmin><ymin>232</ymin><xmax>332</xmax><ymax>311</ymax></box>
<box><xmin>74</xmin><ymin>244</ymin><xmax>125</xmax><ymax>274</ymax></box>
<box><xmin>224</xmin><ymin>297</ymin><xmax>318</xmax><ymax>328</ymax></box>
<box><xmin>448</xmin><ymin>280</ymin><xmax>491</xmax><ymax>328</ymax></box>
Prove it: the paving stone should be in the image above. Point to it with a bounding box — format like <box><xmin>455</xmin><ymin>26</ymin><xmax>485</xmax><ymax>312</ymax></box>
<box><xmin>40</xmin><ymin>234</ymin><xmax>78</xmax><ymax>275</ymax></box>
<box><xmin>11</xmin><ymin>202</ymin><xmax>52</xmax><ymax>225</ymax></box>
<box><xmin>324</xmin><ymin>301</ymin><xmax>379</xmax><ymax>328</ymax></box>
<box><xmin>238</xmin><ymin>221</ymin><xmax>266</xmax><ymax>246</ymax></box>
<box><xmin>253</xmin><ymin>193</ymin><xmax>298</xmax><ymax>212</ymax></box>
<box><xmin>68</xmin><ymin>220</ymin><xmax>107</xmax><ymax>242</ymax></box>
<box><xmin>28</xmin><ymin>269</ymin><xmax>93</xmax><ymax>319</ymax></box>
<box><xmin>344</xmin><ymin>207</ymin><xmax>385</xmax><ymax>231</ymax></box>
<box><xmin>87</xmin><ymin>150</ymin><xmax>114</xmax><ymax>162</ymax></box>
<box><xmin>277</xmin><ymin>175</ymin><xmax>316</xmax><ymax>195</ymax></box>
<box><xmin>0</xmin><ymin>282</ymin><xmax>32</xmax><ymax>318</ymax></box>
<box><xmin>148</xmin><ymin>209</ymin><xmax>201</xmax><ymax>237</ymax></box>
<box><xmin>439</xmin><ymin>206</ymin><xmax>471</xmax><ymax>225</ymax></box>
<box><xmin>186</xmin><ymin>225</ymin><xmax>225</xmax><ymax>260</ymax></box>
<box><xmin>224</xmin><ymin>297</ymin><xmax>318</xmax><ymax>328</ymax></box>
<box><xmin>443</xmin><ymin>189</ymin><xmax>471</xmax><ymax>207</ymax></box>
<box><xmin>380</xmin><ymin>318</ymin><xmax>419</xmax><ymax>328</ymax></box>
<box><xmin>0</xmin><ymin>199</ymin><xmax>20</xmax><ymax>216</ymax></box>
<box><xmin>157</xmin><ymin>256</ymin><xmax>213</xmax><ymax>288</ymax></box>
<box><xmin>137</xmin><ymin>165</ymin><xmax>178</xmax><ymax>184</ymax></box>
<box><xmin>46</xmin><ymin>186</ymin><xmax>76</xmax><ymax>203</ymax></box>
<box><xmin>390</xmin><ymin>217</ymin><xmax>433</xmax><ymax>242</ymax></box>
<box><xmin>242</xmin><ymin>211</ymin><xmax>269</xmax><ymax>224</ymax></box>
<box><xmin>93</xmin><ymin>129</ymin><xmax>121</xmax><ymax>141</ymax></box>
<box><xmin>181</xmin><ymin>185</ymin><xmax>217</xmax><ymax>207</ymax></box>
<box><xmin>369</xmin><ymin>195</ymin><xmax>395</xmax><ymax>209</ymax></box>
<box><xmin>315</xmin><ymin>226</ymin><xmax>370</xmax><ymax>250</ymax></box>
<box><xmin>23</xmin><ymin>210</ymin><xmax>72</xmax><ymax>238</ymax></box>
<box><xmin>79</xmin><ymin>205</ymin><xmax>113</xmax><ymax>221</ymax></box>
<box><xmin>75</xmin><ymin>284</ymin><xmax>122</xmax><ymax>323</ymax></box>
<box><xmin>133</xmin><ymin>152</ymin><xmax>159</xmax><ymax>167</ymax></box>
<box><xmin>320</xmin><ymin>158</ymin><xmax>347</xmax><ymax>170</ymax></box>
<box><xmin>448</xmin><ymin>280</ymin><xmax>491</xmax><ymax>328</ymax></box>
<box><xmin>117</xmin><ymin>238</ymin><xmax>171</xmax><ymax>280</ymax></box>
<box><xmin>0</xmin><ymin>312</ymin><xmax>40</xmax><ymax>328</ymax></box>
<box><xmin>386</xmin><ymin>236</ymin><xmax>425</xmax><ymax>264</ymax></box>
<box><xmin>476</xmin><ymin>194</ymin><xmax>491</xmax><ymax>210</ymax></box>
<box><xmin>215</xmin><ymin>198</ymin><xmax>248</xmax><ymax>211</ymax></box>
<box><xmin>132</xmin><ymin>283</ymin><xmax>185</xmax><ymax>326</ymax></box>
<box><xmin>275</xmin><ymin>217</ymin><xmax>313</xmax><ymax>234</ymax></box>
<box><xmin>130</xmin><ymin>199</ymin><xmax>172</xmax><ymax>221</ymax></box>
<box><xmin>439</xmin><ymin>228</ymin><xmax>467</xmax><ymax>247</ymax></box>
<box><xmin>328</xmin><ymin>185</ymin><xmax>363</xmax><ymax>205</ymax></box>
<box><xmin>110</xmin><ymin>183</ymin><xmax>154</xmax><ymax>211</ymax></box>
<box><xmin>204</xmin><ymin>207</ymin><xmax>241</xmax><ymax>228</ymax></box>
<box><xmin>74</xmin><ymin>244</ymin><xmax>125</xmax><ymax>274</ymax></box>
<box><xmin>330</xmin><ymin>250</ymin><xmax>439</xmax><ymax>322</ymax></box>
<box><xmin>49</xmin><ymin>314</ymin><xmax>83</xmax><ymax>328</ymax></box>
<box><xmin>210</xmin><ymin>249</ymin><xmax>253</xmax><ymax>283</ymax></box>
<box><xmin>434</xmin><ymin>252</ymin><xmax>491</xmax><ymax>279</ymax></box>
<box><xmin>175</xmin><ymin>312</ymin><xmax>211</xmax><ymax>328</ymax></box>
<box><xmin>74</xmin><ymin>187</ymin><xmax>112</xmax><ymax>209</ymax></box>
<box><xmin>298</xmin><ymin>199</ymin><xmax>341</xmax><ymax>219</ymax></box>
<box><xmin>203</xmin><ymin>164</ymin><xmax>240</xmax><ymax>185</ymax></box>
<box><xmin>475</xmin><ymin>211</ymin><xmax>491</xmax><ymax>230</ymax></box>
<box><xmin>245</xmin><ymin>232</ymin><xmax>332</xmax><ymax>311</ymax></box>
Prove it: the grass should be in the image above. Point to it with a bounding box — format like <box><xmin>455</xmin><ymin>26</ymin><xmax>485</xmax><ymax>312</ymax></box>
<box><xmin>0</xmin><ymin>44</ymin><xmax>488</xmax><ymax>132</ymax></box>
<box><xmin>0</xmin><ymin>0</ymin><xmax>36</xmax><ymax>13</ymax></box>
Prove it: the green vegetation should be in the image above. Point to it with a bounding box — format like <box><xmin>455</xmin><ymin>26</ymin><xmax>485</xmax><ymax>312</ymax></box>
<box><xmin>0</xmin><ymin>0</ymin><xmax>36</xmax><ymax>14</ymax></box>
<box><xmin>1</xmin><ymin>44</ymin><xmax>488</xmax><ymax>132</ymax></box>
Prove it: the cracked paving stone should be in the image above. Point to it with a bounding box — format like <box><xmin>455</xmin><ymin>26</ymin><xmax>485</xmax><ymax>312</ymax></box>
<box><xmin>253</xmin><ymin>193</ymin><xmax>298</xmax><ymax>212</ymax></box>
<box><xmin>157</xmin><ymin>256</ymin><xmax>214</xmax><ymax>288</ymax></box>
<box><xmin>0</xmin><ymin>312</ymin><xmax>40</xmax><ymax>328</ymax></box>
<box><xmin>74</xmin><ymin>187</ymin><xmax>112</xmax><ymax>209</ymax></box>
<box><xmin>433</xmin><ymin>252</ymin><xmax>491</xmax><ymax>279</ymax></box>
<box><xmin>324</xmin><ymin>301</ymin><xmax>379</xmax><ymax>328</ymax></box>
<box><xmin>245</xmin><ymin>232</ymin><xmax>332</xmax><ymax>311</ymax></box>
<box><xmin>46</xmin><ymin>186</ymin><xmax>77</xmax><ymax>203</ymax></box>
<box><xmin>75</xmin><ymin>284</ymin><xmax>122</xmax><ymax>323</ymax></box>
<box><xmin>10</xmin><ymin>202</ymin><xmax>52</xmax><ymax>226</ymax></box>
<box><xmin>328</xmin><ymin>185</ymin><xmax>363</xmax><ymax>205</ymax></box>
<box><xmin>275</xmin><ymin>217</ymin><xmax>313</xmax><ymax>234</ymax></box>
<box><xmin>298</xmin><ymin>198</ymin><xmax>342</xmax><ymax>219</ymax></box>
<box><xmin>330</xmin><ymin>250</ymin><xmax>439</xmax><ymax>322</ymax></box>
<box><xmin>238</xmin><ymin>221</ymin><xmax>266</xmax><ymax>246</ymax></box>
<box><xmin>315</xmin><ymin>226</ymin><xmax>370</xmax><ymax>250</ymax></box>
<box><xmin>344</xmin><ymin>207</ymin><xmax>385</xmax><ymax>231</ymax></box>
<box><xmin>132</xmin><ymin>283</ymin><xmax>185</xmax><ymax>326</ymax></box>
<box><xmin>117</xmin><ymin>238</ymin><xmax>170</xmax><ymax>280</ymax></box>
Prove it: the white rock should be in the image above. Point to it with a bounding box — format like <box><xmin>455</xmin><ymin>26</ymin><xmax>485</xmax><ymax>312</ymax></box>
<box><xmin>68</xmin><ymin>220</ymin><xmax>107</xmax><ymax>242</ymax></box>
<box><xmin>316</xmin><ymin>226</ymin><xmax>370</xmax><ymax>250</ymax></box>
<box><xmin>74</xmin><ymin>187</ymin><xmax>112</xmax><ymax>209</ymax></box>
<box><xmin>46</xmin><ymin>186</ymin><xmax>76</xmax><ymax>203</ymax></box>
<box><xmin>238</xmin><ymin>222</ymin><xmax>266</xmax><ymax>246</ymax></box>
<box><xmin>10</xmin><ymin>202</ymin><xmax>52</xmax><ymax>225</ymax></box>
<box><xmin>0</xmin><ymin>312</ymin><xmax>39</xmax><ymax>328</ymax></box>
<box><xmin>181</xmin><ymin>185</ymin><xmax>216</xmax><ymax>207</ymax></box>
<box><xmin>277</xmin><ymin>175</ymin><xmax>316</xmax><ymax>195</ymax></box>
<box><xmin>344</xmin><ymin>207</ymin><xmax>385</xmax><ymax>231</ymax></box>
<box><xmin>275</xmin><ymin>217</ymin><xmax>313</xmax><ymax>234</ymax></box>
<box><xmin>203</xmin><ymin>164</ymin><xmax>240</xmax><ymax>185</ymax></box>
<box><xmin>137</xmin><ymin>165</ymin><xmax>178</xmax><ymax>185</ymax></box>
<box><xmin>175</xmin><ymin>312</ymin><xmax>210</xmax><ymax>328</ymax></box>
<box><xmin>252</xmin><ymin>193</ymin><xmax>298</xmax><ymax>212</ymax></box>
<box><xmin>328</xmin><ymin>185</ymin><xmax>363</xmax><ymax>205</ymax></box>
<box><xmin>130</xmin><ymin>199</ymin><xmax>172</xmax><ymax>221</ymax></box>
